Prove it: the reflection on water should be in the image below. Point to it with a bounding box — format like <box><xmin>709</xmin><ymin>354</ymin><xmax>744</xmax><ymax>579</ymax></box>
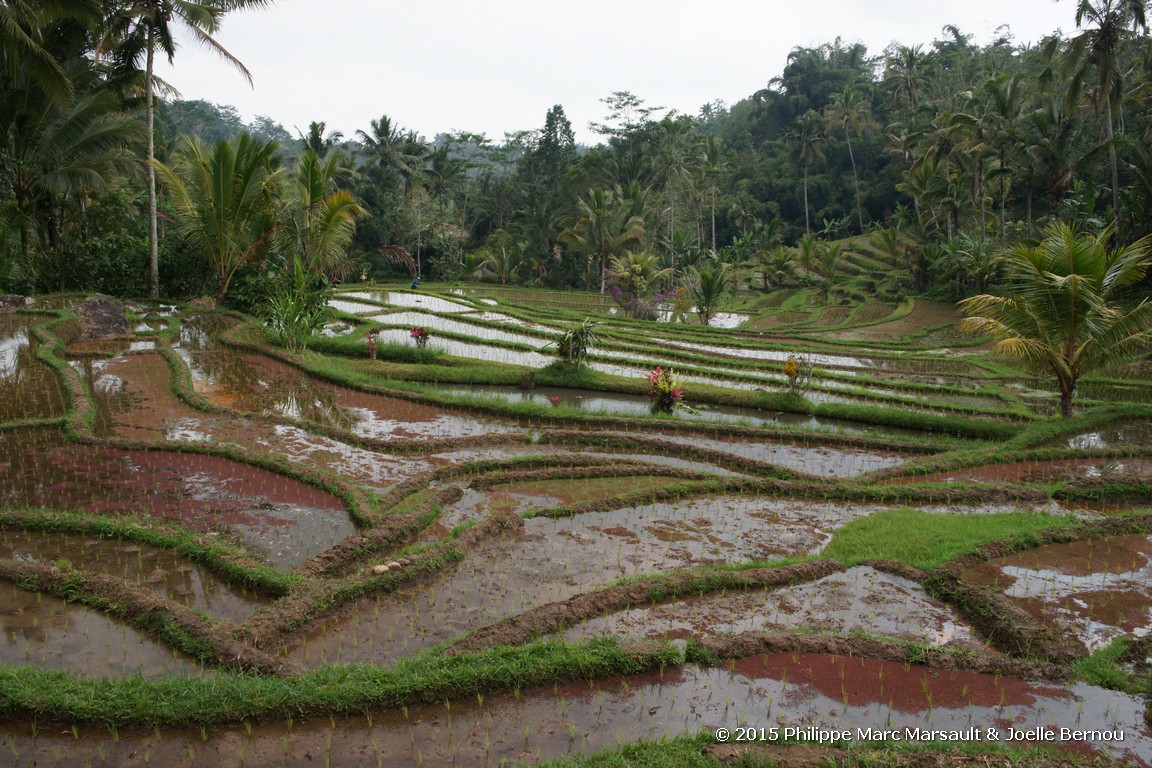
<box><xmin>0</xmin><ymin>314</ymin><xmax>68</xmax><ymax>421</ymax></box>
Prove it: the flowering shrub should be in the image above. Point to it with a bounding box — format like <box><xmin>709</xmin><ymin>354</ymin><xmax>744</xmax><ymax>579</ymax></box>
<box><xmin>410</xmin><ymin>326</ymin><xmax>430</xmax><ymax>349</ymax></box>
<box><xmin>548</xmin><ymin>395</ymin><xmax>564</xmax><ymax>407</ymax></box>
<box><xmin>645</xmin><ymin>366</ymin><xmax>684</xmax><ymax>414</ymax></box>
<box><xmin>365</xmin><ymin>331</ymin><xmax>378</xmax><ymax>360</ymax></box>
<box><xmin>782</xmin><ymin>353</ymin><xmax>812</xmax><ymax>396</ymax></box>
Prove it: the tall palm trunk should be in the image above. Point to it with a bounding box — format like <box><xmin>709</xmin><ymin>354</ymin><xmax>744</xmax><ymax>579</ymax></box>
<box><xmin>845</xmin><ymin>131</ymin><xmax>863</xmax><ymax>233</ymax></box>
<box><xmin>802</xmin><ymin>166</ymin><xmax>811</xmax><ymax>236</ymax></box>
<box><xmin>710</xmin><ymin>183</ymin><xmax>716</xmax><ymax>252</ymax></box>
<box><xmin>1104</xmin><ymin>95</ymin><xmax>1120</xmax><ymax>220</ymax></box>
<box><xmin>146</xmin><ymin>27</ymin><xmax>159</xmax><ymax>299</ymax></box>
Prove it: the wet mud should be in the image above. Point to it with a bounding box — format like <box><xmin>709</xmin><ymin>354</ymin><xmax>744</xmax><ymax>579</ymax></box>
<box><xmin>558</xmin><ymin>566</ymin><xmax>982</xmax><ymax>651</ymax></box>
<box><xmin>961</xmin><ymin>534</ymin><xmax>1152</xmax><ymax>651</ymax></box>
<box><xmin>0</xmin><ymin>528</ymin><xmax>265</xmax><ymax>622</ymax></box>
<box><xmin>1</xmin><ymin>654</ymin><xmax>1147</xmax><ymax>766</ymax></box>
<box><xmin>0</xmin><ymin>314</ymin><xmax>68</xmax><ymax>421</ymax></box>
<box><xmin>285</xmin><ymin>497</ymin><xmax>877</xmax><ymax>665</ymax></box>
<box><xmin>0</xmin><ymin>579</ymin><xmax>200</xmax><ymax>678</ymax></box>
<box><xmin>0</xmin><ymin>428</ymin><xmax>351</xmax><ymax>569</ymax></box>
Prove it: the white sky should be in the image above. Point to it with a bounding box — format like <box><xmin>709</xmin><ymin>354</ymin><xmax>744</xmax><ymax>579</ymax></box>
<box><xmin>156</xmin><ymin>0</ymin><xmax>1071</xmax><ymax>146</ymax></box>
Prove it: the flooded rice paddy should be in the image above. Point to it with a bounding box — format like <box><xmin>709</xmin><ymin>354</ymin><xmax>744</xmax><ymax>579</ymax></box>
<box><xmin>0</xmin><ymin>655</ymin><xmax>1147</xmax><ymax>766</ymax></box>
<box><xmin>0</xmin><ymin>297</ymin><xmax>1149</xmax><ymax>766</ymax></box>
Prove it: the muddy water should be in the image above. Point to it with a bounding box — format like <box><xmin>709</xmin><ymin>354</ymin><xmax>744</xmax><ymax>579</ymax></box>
<box><xmin>898</xmin><ymin>458</ymin><xmax>1152</xmax><ymax>486</ymax></box>
<box><xmin>647</xmin><ymin>433</ymin><xmax>909</xmax><ymax>477</ymax></box>
<box><xmin>77</xmin><ymin>345</ymin><xmax>431</xmax><ymax>488</ymax></box>
<box><xmin>0</xmin><ymin>581</ymin><xmax>200</xmax><ymax>678</ymax></box>
<box><xmin>435</xmin><ymin>383</ymin><xmax>800</xmax><ymax>427</ymax></box>
<box><xmin>1061</xmin><ymin>421</ymin><xmax>1152</xmax><ymax>449</ymax></box>
<box><xmin>962</xmin><ymin>534</ymin><xmax>1152</xmax><ymax>651</ymax></box>
<box><xmin>559</xmin><ymin>566</ymin><xmax>983</xmax><ymax>651</ymax></box>
<box><xmin>0</xmin><ymin>428</ymin><xmax>351</xmax><ymax>570</ymax></box>
<box><xmin>0</xmin><ymin>530</ymin><xmax>264</xmax><ymax>622</ymax></box>
<box><xmin>365</xmin><ymin>310</ymin><xmax>553</xmax><ymax>347</ymax></box>
<box><xmin>288</xmin><ymin>497</ymin><xmax>875</xmax><ymax>665</ymax></box>
<box><xmin>0</xmin><ymin>314</ymin><xmax>67</xmax><ymax>421</ymax></box>
<box><xmin>176</xmin><ymin>321</ymin><xmax>517</xmax><ymax>442</ymax></box>
<box><xmin>2</xmin><ymin>656</ymin><xmax>1147</xmax><ymax>767</ymax></box>
<box><xmin>344</xmin><ymin>290</ymin><xmax>475</xmax><ymax>313</ymax></box>
<box><xmin>370</xmin><ymin>327</ymin><xmax>554</xmax><ymax>367</ymax></box>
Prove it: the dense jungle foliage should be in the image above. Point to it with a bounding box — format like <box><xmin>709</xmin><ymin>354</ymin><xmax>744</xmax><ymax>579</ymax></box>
<box><xmin>4</xmin><ymin>0</ymin><xmax>1152</xmax><ymax>309</ymax></box>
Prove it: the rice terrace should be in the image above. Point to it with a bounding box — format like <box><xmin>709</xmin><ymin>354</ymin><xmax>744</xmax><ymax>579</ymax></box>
<box><xmin>5</xmin><ymin>0</ymin><xmax>1152</xmax><ymax>765</ymax></box>
<box><xmin>1</xmin><ymin>273</ymin><xmax>1151</xmax><ymax>767</ymax></box>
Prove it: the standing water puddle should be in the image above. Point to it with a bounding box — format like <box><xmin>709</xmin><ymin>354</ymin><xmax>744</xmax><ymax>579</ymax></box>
<box><xmin>0</xmin><ymin>314</ymin><xmax>68</xmax><ymax>421</ymax></box>
<box><xmin>342</xmin><ymin>290</ymin><xmax>475</xmax><ymax>313</ymax></box>
<box><xmin>648</xmin><ymin>433</ymin><xmax>910</xmax><ymax>477</ymax></box>
<box><xmin>1</xmin><ymin>655</ymin><xmax>1147</xmax><ymax>766</ymax></box>
<box><xmin>176</xmin><ymin>321</ymin><xmax>518</xmax><ymax>442</ymax></box>
<box><xmin>0</xmin><ymin>530</ymin><xmax>265</xmax><ymax>622</ymax></box>
<box><xmin>961</xmin><ymin>534</ymin><xmax>1152</xmax><ymax>651</ymax></box>
<box><xmin>0</xmin><ymin>581</ymin><xmax>200</xmax><ymax>678</ymax></box>
<box><xmin>287</xmin><ymin>497</ymin><xmax>875</xmax><ymax>666</ymax></box>
<box><xmin>0</xmin><ymin>428</ymin><xmax>351</xmax><ymax>570</ymax></box>
<box><xmin>1061</xmin><ymin>421</ymin><xmax>1152</xmax><ymax>449</ymax></box>
<box><xmin>559</xmin><ymin>566</ymin><xmax>982</xmax><ymax>651</ymax></box>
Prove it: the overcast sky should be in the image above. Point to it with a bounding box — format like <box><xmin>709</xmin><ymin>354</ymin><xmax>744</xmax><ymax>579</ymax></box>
<box><xmin>156</xmin><ymin>0</ymin><xmax>1072</xmax><ymax>146</ymax></box>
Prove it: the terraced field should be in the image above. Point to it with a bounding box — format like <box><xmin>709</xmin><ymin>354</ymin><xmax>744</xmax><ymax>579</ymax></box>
<box><xmin>0</xmin><ymin>285</ymin><xmax>1150</xmax><ymax>767</ymax></box>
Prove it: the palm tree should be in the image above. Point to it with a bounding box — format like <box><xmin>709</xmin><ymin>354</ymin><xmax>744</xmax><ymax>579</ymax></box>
<box><xmin>882</xmin><ymin>44</ymin><xmax>931</xmax><ymax>109</ymax></box>
<box><xmin>824</xmin><ymin>87</ymin><xmax>873</xmax><ymax>233</ymax></box>
<box><xmin>1061</xmin><ymin>0</ymin><xmax>1147</xmax><ymax>220</ymax></box>
<box><xmin>156</xmin><ymin>132</ymin><xmax>279</xmax><ymax>302</ymax></box>
<box><xmin>786</xmin><ymin>110</ymin><xmax>825</xmax><ymax>237</ymax></box>
<box><xmin>0</xmin><ymin>69</ymin><xmax>143</xmax><ymax>270</ymax></box>
<box><xmin>559</xmin><ymin>187</ymin><xmax>645</xmax><ymax>293</ymax></box>
<box><xmin>758</xmin><ymin>245</ymin><xmax>797</xmax><ymax>291</ymax></box>
<box><xmin>959</xmin><ymin>223</ymin><xmax>1152</xmax><ymax>417</ymax></box>
<box><xmin>984</xmin><ymin>74</ymin><xmax>1026</xmax><ymax>241</ymax></box>
<box><xmin>689</xmin><ymin>263</ymin><xmax>730</xmax><ymax>326</ymax></box>
<box><xmin>298</xmin><ymin>121</ymin><xmax>343</xmax><ymax>158</ymax></box>
<box><xmin>607</xmin><ymin>250</ymin><xmax>674</xmax><ymax>305</ymax></box>
<box><xmin>0</xmin><ymin>0</ymin><xmax>95</xmax><ymax>103</ymax></box>
<box><xmin>356</xmin><ymin>115</ymin><xmax>423</xmax><ymax>196</ymax></box>
<box><xmin>276</xmin><ymin>149</ymin><xmax>366</xmax><ymax>279</ymax></box>
<box><xmin>813</xmin><ymin>242</ymin><xmax>844</xmax><ymax>301</ymax></box>
<box><xmin>97</xmin><ymin>0</ymin><xmax>271</xmax><ymax>299</ymax></box>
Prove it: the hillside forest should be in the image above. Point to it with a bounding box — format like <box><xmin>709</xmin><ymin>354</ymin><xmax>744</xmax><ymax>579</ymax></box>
<box><xmin>3</xmin><ymin>2</ymin><xmax>1152</xmax><ymax>311</ymax></box>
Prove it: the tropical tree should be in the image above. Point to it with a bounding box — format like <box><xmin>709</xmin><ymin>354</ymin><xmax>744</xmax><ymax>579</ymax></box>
<box><xmin>757</xmin><ymin>245</ymin><xmax>796</xmax><ymax>291</ymax></box>
<box><xmin>786</xmin><ymin>110</ymin><xmax>825</xmax><ymax>236</ymax></box>
<box><xmin>607</xmin><ymin>250</ymin><xmax>674</xmax><ymax>301</ymax></box>
<box><xmin>0</xmin><ymin>0</ymin><xmax>95</xmax><ymax>103</ymax></box>
<box><xmin>813</xmin><ymin>241</ymin><xmax>844</xmax><ymax>300</ymax></box>
<box><xmin>156</xmin><ymin>132</ymin><xmax>279</xmax><ymax>302</ymax></box>
<box><xmin>882</xmin><ymin>44</ymin><xmax>931</xmax><ymax>109</ymax></box>
<box><xmin>823</xmin><ymin>87</ymin><xmax>873</xmax><ymax>233</ymax></box>
<box><xmin>559</xmin><ymin>187</ymin><xmax>645</xmax><ymax>293</ymax></box>
<box><xmin>958</xmin><ymin>223</ymin><xmax>1152</xmax><ymax>416</ymax></box>
<box><xmin>1</xmin><ymin>75</ymin><xmax>143</xmax><ymax>270</ymax></box>
<box><xmin>688</xmin><ymin>263</ymin><xmax>730</xmax><ymax>325</ymax></box>
<box><xmin>356</xmin><ymin>114</ymin><xmax>425</xmax><ymax>197</ymax></box>
<box><xmin>275</xmin><ymin>149</ymin><xmax>366</xmax><ymax>279</ymax></box>
<box><xmin>700</xmin><ymin>135</ymin><xmax>725</xmax><ymax>251</ymax></box>
<box><xmin>1059</xmin><ymin>0</ymin><xmax>1148</xmax><ymax>220</ymax></box>
<box><xmin>97</xmin><ymin>0</ymin><xmax>271</xmax><ymax>299</ymax></box>
<box><xmin>298</xmin><ymin>121</ymin><xmax>343</xmax><ymax>158</ymax></box>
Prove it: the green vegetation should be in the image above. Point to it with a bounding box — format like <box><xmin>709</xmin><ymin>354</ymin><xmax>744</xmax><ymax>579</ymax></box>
<box><xmin>960</xmin><ymin>223</ymin><xmax>1152</xmax><ymax>416</ymax></box>
<box><xmin>821</xmin><ymin>508</ymin><xmax>1076</xmax><ymax>571</ymax></box>
<box><xmin>4</xmin><ymin>3</ymin><xmax>1152</xmax><ymax>766</ymax></box>
<box><xmin>0</xmin><ymin>638</ymin><xmax>677</xmax><ymax>727</ymax></box>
